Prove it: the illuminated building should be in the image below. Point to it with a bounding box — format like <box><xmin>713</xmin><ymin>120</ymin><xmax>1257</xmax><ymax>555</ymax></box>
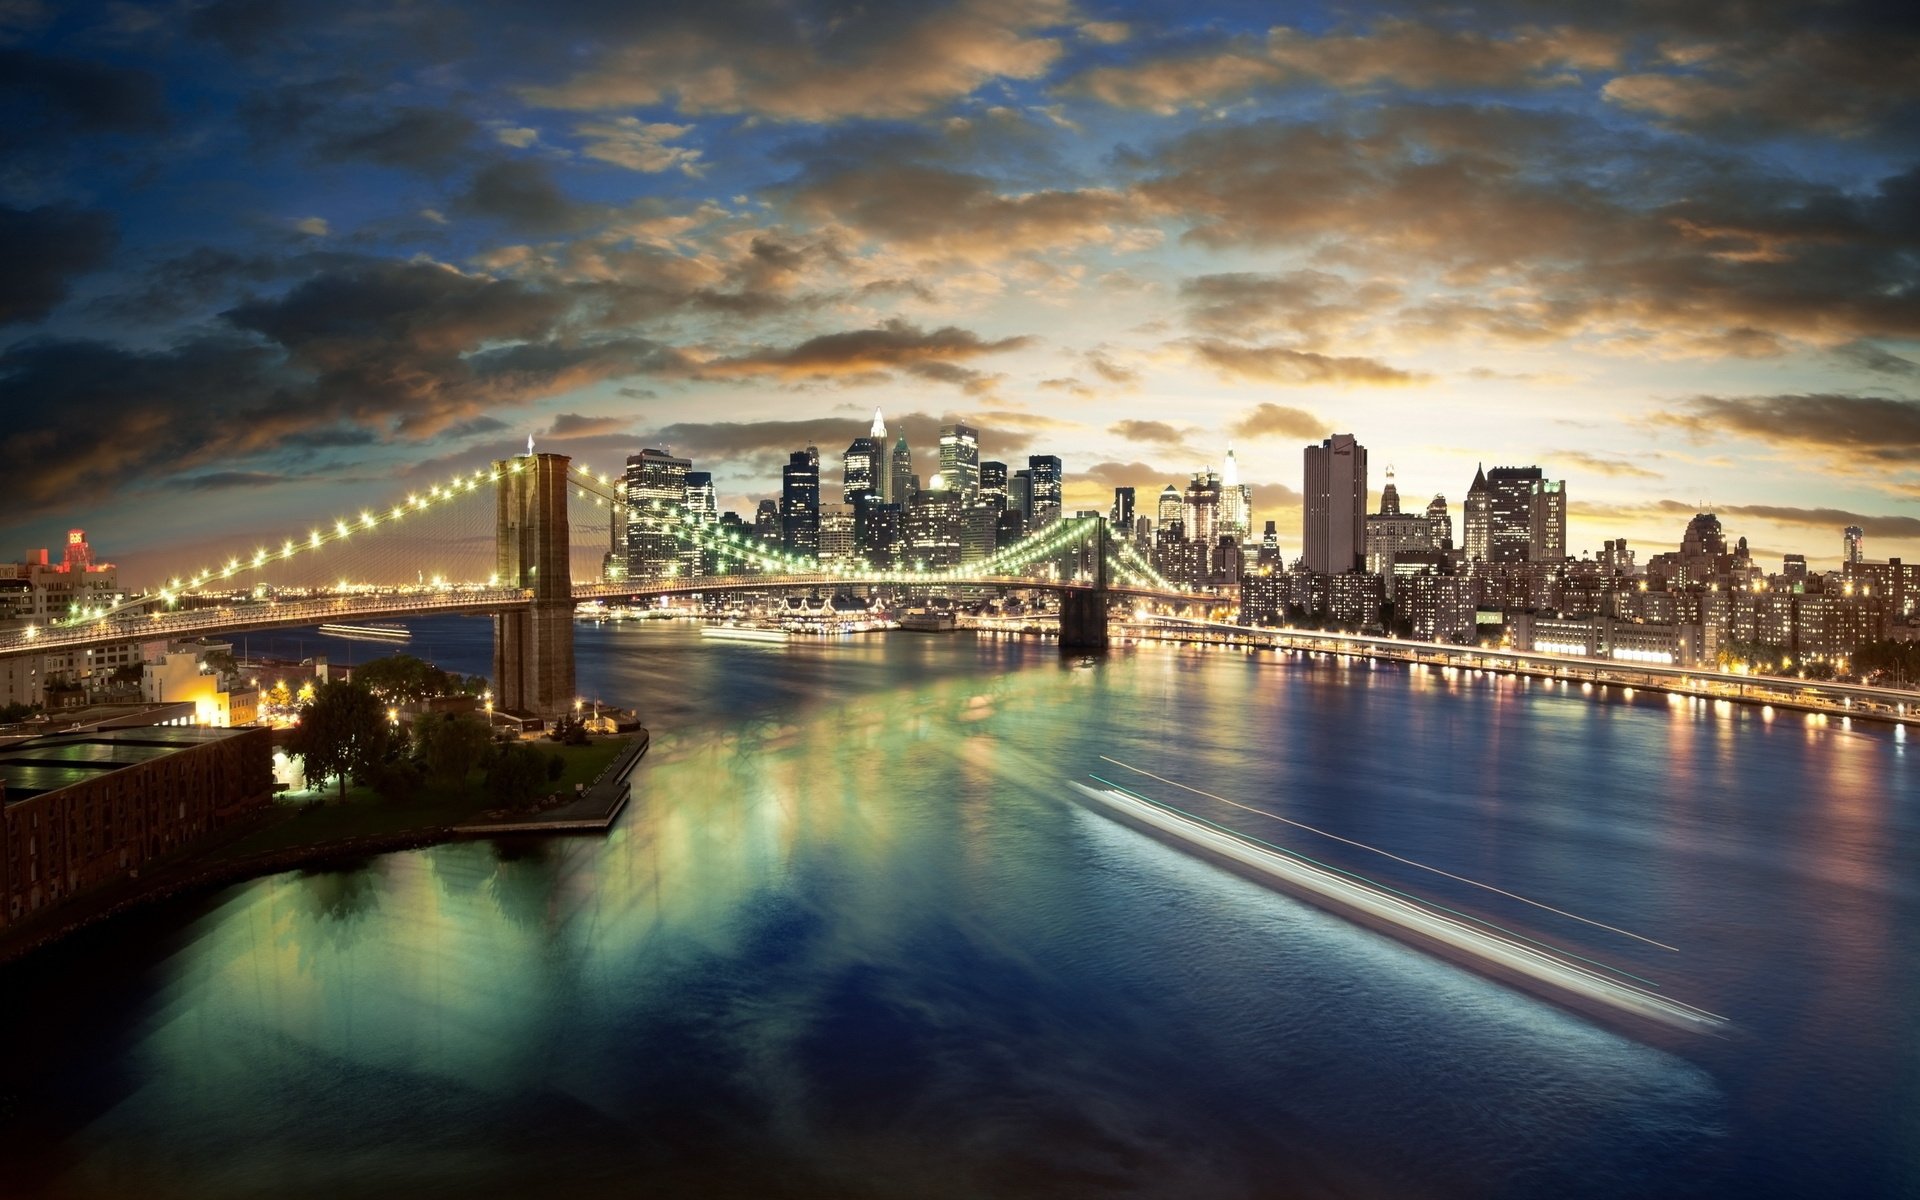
<box><xmin>1110</xmin><ymin>487</ymin><xmax>1135</xmax><ymax>537</ymax></box>
<box><xmin>939</xmin><ymin>422</ymin><xmax>980</xmax><ymax>496</ymax></box>
<box><xmin>1426</xmin><ymin>494</ymin><xmax>1453</xmax><ymax>553</ymax></box>
<box><xmin>979</xmin><ymin>460</ymin><xmax>1008</xmax><ymax>509</ymax></box>
<box><xmin>1184</xmin><ymin>469</ymin><xmax>1221</xmax><ymax>550</ymax></box>
<box><xmin>1027</xmin><ymin>455</ymin><xmax>1063</xmax><ymax>527</ymax></box>
<box><xmin>684</xmin><ymin>471</ymin><xmax>718</xmax><ymax>575</ymax></box>
<box><xmin>753</xmin><ymin>499</ymin><xmax>781</xmax><ymax>548</ymax></box>
<box><xmin>1303</xmin><ymin>433</ymin><xmax>1367</xmax><ymax>575</ymax></box>
<box><xmin>843</xmin><ymin>409</ymin><xmax>886</xmax><ymax>505</ymax></box>
<box><xmin>624</xmin><ymin>448</ymin><xmax>691</xmax><ymax>581</ymax></box>
<box><xmin>1529</xmin><ymin>478</ymin><xmax>1568</xmax><ymax>562</ymax></box>
<box><xmin>889</xmin><ymin>435</ymin><xmax>916</xmax><ymax>508</ymax></box>
<box><xmin>781</xmin><ymin>446</ymin><xmax>820</xmax><ymax>558</ymax></box>
<box><xmin>1463</xmin><ymin>465</ymin><xmax>1492</xmax><ymax>562</ymax></box>
<box><xmin>818</xmin><ymin>506</ymin><xmax>856</xmax><ymax>567</ymax></box>
<box><xmin>1157</xmin><ymin>484</ymin><xmax>1182</xmax><ymax>529</ymax></box>
<box><xmin>1485</xmin><ymin>466</ymin><xmax>1542</xmax><ymax>564</ymax></box>
<box><xmin>1844</xmin><ymin>525</ymin><xmax>1865</xmax><ymax>565</ymax></box>
<box><xmin>905</xmin><ymin>481</ymin><xmax>962</xmax><ymax>569</ymax></box>
<box><xmin>1220</xmin><ymin>447</ymin><xmax>1252</xmax><ymax>543</ymax></box>
<box><xmin>1364</xmin><ymin>469</ymin><xmax>1436</xmax><ymax>589</ymax></box>
<box><xmin>1009</xmin><ymin>470</ymin><xmax>1032</xmax><ymax>522</ymax></box>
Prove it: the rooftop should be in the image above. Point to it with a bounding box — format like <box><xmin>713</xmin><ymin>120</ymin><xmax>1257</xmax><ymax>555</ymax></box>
<box><xmin>0</xmin><ymin>726</ymin><xmax>251</xmax><ymax>804</ymax></box>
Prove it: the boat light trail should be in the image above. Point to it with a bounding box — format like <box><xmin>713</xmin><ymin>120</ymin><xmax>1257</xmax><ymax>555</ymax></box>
<box><xmin>1097</xmin><ymin>754</ymin><xmax>1680</xmax><ymax>954</ymax></box>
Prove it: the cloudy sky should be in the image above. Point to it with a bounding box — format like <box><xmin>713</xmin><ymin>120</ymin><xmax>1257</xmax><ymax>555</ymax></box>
<box><xmin>4</xmin><ymin>0</ymin><xmax>1918</xmax><ymax>583</ymax></box>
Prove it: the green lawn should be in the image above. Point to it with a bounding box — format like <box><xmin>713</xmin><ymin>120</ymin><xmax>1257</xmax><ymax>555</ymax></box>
<box><xmin>213</xmin><ymin>735</ymin><xmax>636</xmax><ymax>862</ymax></box>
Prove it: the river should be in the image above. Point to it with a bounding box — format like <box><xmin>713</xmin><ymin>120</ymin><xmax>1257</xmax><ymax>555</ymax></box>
<box><xmin>2</xmin><ymin>618</ymin><xmax>1914</xmax><ymax>1198</ymax></box>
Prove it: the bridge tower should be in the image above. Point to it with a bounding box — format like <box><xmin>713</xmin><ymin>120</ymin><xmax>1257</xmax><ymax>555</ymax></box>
<box><xmin>493</xmin><ymin>452</ymin><xmax>575</xmax><ymax>720</ymax></box>
<box><xmin>1058</xmin><ymin>516</ymin><xmax>1110</xmax><ymax>654</ymax></box>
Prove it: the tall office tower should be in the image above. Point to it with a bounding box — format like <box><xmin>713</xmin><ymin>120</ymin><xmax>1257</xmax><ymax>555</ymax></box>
<box><xmin>843</xmin><ymin>409</ymin><xmax>886</xmax><ymax>505</ymax></box>
<box><xmin>1425</xmin><ymin>494</ymin><xmax>1453</xmax><ymax>552</ymax></box>
<box><xmin>684</xmin><ymin>471</ymin><xmax>718</xmax><ymax>576</ymax></box>
<box><xmin>1844</xmin><ymin>525</ymin><xmax>1865</xmax><ymax>565</ymax></box>
<box><xmin>1258</xmin><ymin>520</ymin><xmax>1281</xmax><ymax>566</ymax></box>
<box><xmin>1220</xmin><ymin>447</ymin><xmax>1252</xmax><ymax>542</ymax></box>
<box><xmin>1682</xmin><ymin>511</ymin><xmax>1727</xmax><ymax>559</ymax></box>
<box><xmin>781</xmin><ymin>447</ymin><xmax>820</xmax><ymax>558</ymax></box>
<box><xmin>1008</xmin><ymin>470</ymin><xmax>1032</xmax><ymax>522</ymax></box>
<box><xmin>1027</xmin><ymin>455</ymin><xmax>1063</xmax><ymax>527</ymax></box>
<box><xmin>1603</xmin><ymin>538</ymin><xmax>1636</xmax><ymax>577</ymax></box>
<box><xmin>818</xmin><ymin>505</ymin><xmax>856</xmax><ymax>567</ymax></box>
<box><xmin>1135</xmin><ymin>515</ymin><xmax>1153</xmax><ymax>547</ymax></box>
<box><xmin>1302</xmin><ymin>433</ymin><xmax>1367</xmax><ymax>575</ymax></box>
<box><xmin>860</xmin><ymin>503</ymin><xmax>905</xmax><ymax>568</ymax></box>
<box><xmin>624</xmin><ymin>448</ymin><xmax>692</xmax><ymax>581</ymax></box>
<box><xmin>1157</xmin><ymin>484</ymin><xmax>1183</xmax><ymax>528</ymax></box>
<box><xmin>996</xmin><ymin>506</ymin><xmax>1027</xmax><ymax>548</ymax></box>
<box><xmin>979</xmin><ymin>460</ymin><xmax>1008</xmax><ymax>509</ymax></box>
<box><xmin>889</xmin><ymin>435</ymin><xmax>915</xmax><ymax>508</ymax></box>
<box><xmin>1185</xmin><ymin>469</ymin><xmax>1221</xmax><ymax>549</ymax></box>
<box><xmin>960</xmin><ymin>502</ymin><xmax>999</xmax><ymax>563</ymax></box>
<box><xmin>1111</xmin><ymin>487</ymin><xmax>1136</xmax><ymax>536</ymax></box>
<box><xmin>1486</xmin><ymin>466</ymin><xmax>1543</xmax><ymax>563</ymax></box>
<box><xmin>1463</xmin><ymin>465</ymin><xmax>1492</xmax><ymax>562</ymax></box>
<box><xmin>754</xmin><ymin>499</ymin><xmax>781</xmax><ymax>547</ymax></box>
<box><xmin>1528</xmin><ymin>478</ymin><xmax>1568</xmax><ymax>562</ymax></box>
<box><xmin>905</xmin><ymin>484</ymin><xmax>963</xmax><ymax>569</ymax></box>
<box><xmin>939</xmin><ymin>421</ymin><xmax>980</xmax><ymax>496</ymax></box>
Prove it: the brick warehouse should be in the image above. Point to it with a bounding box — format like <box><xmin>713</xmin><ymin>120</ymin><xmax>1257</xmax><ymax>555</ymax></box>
<box><xmin>0</xmin><ymin>726</ymin><xmax>273</xmax><ymax>929</ymax></box>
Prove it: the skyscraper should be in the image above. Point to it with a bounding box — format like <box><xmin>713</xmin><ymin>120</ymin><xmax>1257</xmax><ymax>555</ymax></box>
<box><xmin>842</xmin><ymin>409</ymin><xmax>886</xmax><ymax>505</ymax></box>
<box><xmin>1157</xmin><ymin>484</ymin><xmax>1182</xmax><ymax>529</ymax></box>
<box><xmin>1486</xmin><ymin>466</ymin><xmax>1543</xmax><ymax>564</ymax></box>
<box><xmin>1220</xmin><ymin>447</ymin><xmax>1252</xmax><ymax>543</ymax></box>
<box><xmin>1463</xmin><ymin>466</ymin><xmax>1491</xmax><ymax>562</ymax></box>
<box><xmin>625</xmin><ymin>448</ymin><xmax>691</xmax><ymax>581</ymax></box>
<box><xmin>889</xmin><ymin>435</ymin><xmax>915</xmax><ymax>508</ymax></box>
<box><xmin>1027</xmin><ymin>455</ymin><xmax>1062</xmax><ymax>527</ymax></box>
<box><xmin>1844</xmin><ymin>525</ymin><xmax>1865</xmax><ymax>564</ymax></box>
<box><xmin>754</xmin><ymin>499</ymin><xmax>781</xmax><ymax>547</ymax></box>
<box><xmin>1303</xmin><ymin>434</ymin><xmax>1367</xmax><ymax>574</ymax></box>
<box><xmin>781</xmin><ymin>446</ymin><xmax>819</xmax><ymax>558</ymax></box>
<box><xmin>939</xmin><ymin>421</ymin><xmax>980</xmax><ymax>496</ymax></box>
<box><xmin>1185</xmin><ymin>469</ymin><xmax>1221</xmax><ymax>549</ymax></box>
<box><xmin>684</xmin><ymin>470</ymin><xmax>717</xmax><ymax>576</ymax></box>
<box><xmin>1425</xmin><ymin>494</ymin><xmax>1453</xmax><ymax>552</ymax></box>
<box><xmin>1528</xmin><ymin>478</ymin><xmax>1567</xmax><ymax>562</ymax></box>
<box><xmin>979</xmin><ymin>460</ymin><xmax>1008</xmax><ymax>509</ymax></box>
<box><xmin>1364</xmin><ymin>470</ymin><xmax>1433</xmax><ymax>579</ymax></box>
<box><xmin>1110</xmin><ymin>487</ymin><xmax>1135</xmax><ymax>534</ymax></box>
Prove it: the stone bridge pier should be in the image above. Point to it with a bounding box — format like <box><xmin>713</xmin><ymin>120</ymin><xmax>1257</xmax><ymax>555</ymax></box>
<box><xmin>493</xmin><ymin>451</ymin><xmax>575</xmax><ymax>719</ymax></box>
<box><xmin>1058</xmin><ymin>517</ymin><xmax>1111</xmax><ymax>654</ymax></box>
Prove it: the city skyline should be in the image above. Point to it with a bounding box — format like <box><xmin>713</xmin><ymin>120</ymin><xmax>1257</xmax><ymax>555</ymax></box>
<box><xmin>3</xmin><ymin>1</ymin><xmax>1918</xmax><ymax>576</ymax></box>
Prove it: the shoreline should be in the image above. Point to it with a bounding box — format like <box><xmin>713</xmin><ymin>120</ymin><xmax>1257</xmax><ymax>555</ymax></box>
<box><xmin>0</xmin><ymin>731</ymin><xmax>648</xmax><ymax>967</ymax></box>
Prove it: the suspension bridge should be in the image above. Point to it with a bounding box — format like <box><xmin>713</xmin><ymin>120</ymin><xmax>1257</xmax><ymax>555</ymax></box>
<box><xmin>1</xmin><ymin>451</ymin><xmax>1209</xmax><ymax>717</ymax></box>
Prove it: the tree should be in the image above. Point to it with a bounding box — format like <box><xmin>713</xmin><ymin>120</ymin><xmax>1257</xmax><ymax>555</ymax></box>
<box><xmin>414</xmin><ymin>712</ymin><xmax>492</xmax><ymax>787</ymax></box>
<box><xmin>288</xmin><ymin>679</ymin><xmax>389</xmax><ymax>801</ymax></box>
<box><xmin>354</xmin><ymin>654</ymin><xmax>454</xmax><ymax>703</ymax></box>
<box><xmin>486</xmin><ymin>742</ymin><xmax>550</xmax><ymax>808</ymax></box>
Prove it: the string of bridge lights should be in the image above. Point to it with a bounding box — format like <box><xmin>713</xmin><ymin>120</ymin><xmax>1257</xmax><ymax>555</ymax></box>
<box><xmin>59</xmin><ymin>455</ymin><xmax>1183</xmax><ymax>629</ymax></box>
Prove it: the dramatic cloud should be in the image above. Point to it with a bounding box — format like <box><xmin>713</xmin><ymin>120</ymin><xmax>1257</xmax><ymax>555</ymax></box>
<box><xmin>1657</xmin><ymin>393</ymin><xmax>1920</xmax><ymax>462</ymax></box>
<box><xmin>452</xmin><ymin>159</ymin><xmax>606</xmax><ymax>234</ymax></box>
<box><xmin>1064</xmin><ymin>20</ymin><xmax>1619</xmax><ymax>112</ymax></box>
<box><xmin>1601</xmin><ymin>32</ymin><xmax>1920</xmax><ymax>137</ymax></box>
<box><xmin>573</xmin><ymin>118</ymin><xmax>703</xmax><ymax>175</ymax></box>
<box><xmin>648</xmin><ymin>412</ymin><xmax>1037</xmax><ymax>466</ymax></box>
<box><xmin>1226</xmin><ymin>403</ymin><xmax>1325</xmax><ymax>441</ymax></box>
<box><xmin>0</xmin><ymin>203</ymin><xmax>116</xmax><ymax>324</ymax></box>
<box><xmin>1550</xmin><ymin>450</ymin><xmax>1662</xmax><ymax>480</ymax></box>
<box><xmin>1190</xmin><ymin>340</ymin><xmax>1427</xmax><ymax>386</ymax></box>
<box><xmin>521</xmin><ymin>0</ymin><xmax>1072</xmax><ymax>121</ymax></box>
<box><xmin>545</xmin><ymin>412</ymin><xmax>634</xmax><ymax>440</ymax></box>
<box><xmin>1180</xmin><ymin>270</ymin><xmax>1402</xmax><ymax>341</ymax></box>
<box><xmin>1109</xmin><ymin>419</ymin><xmax>1187</xmax><ymax>445</ymax></box>
<box><xmin>701</xmin><ymin>319</ymin><xmax>1033</xmax><ymax>385</ymax></box>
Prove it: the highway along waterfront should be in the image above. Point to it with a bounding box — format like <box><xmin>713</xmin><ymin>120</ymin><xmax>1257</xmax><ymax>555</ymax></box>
<box><xmin>1</xmin><ymin>618</ymin><xmax>1914</xmax><ymax>1199</ymax></box>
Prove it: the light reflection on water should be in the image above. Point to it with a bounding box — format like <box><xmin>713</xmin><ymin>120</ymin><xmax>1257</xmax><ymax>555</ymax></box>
<box><xmin>2</xmin><ymin>621</ymin><xmax>1914</xmax><ymax>1199</ymax></box>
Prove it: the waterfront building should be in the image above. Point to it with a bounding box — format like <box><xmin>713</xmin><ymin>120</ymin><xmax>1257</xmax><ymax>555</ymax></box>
<box><xmin>1028</xmin><ymin>456</ymin><xmax>1063</xmax><ymax>527</ymax></box>
<box><xmin>0</xmin><ymin>726</ymin><xmax>272</xmax><ymax>930</ymax></box>
<box><xmin>1329</xmin><ymin>572</ymin><xmax>1387</xmax><ymax>629</ymax></box>
<box><xmin>940</xmin><ymin>422</ymin><xmax>980</xmax><ymax>497</ymax></box>
<box><xmin>1240</xmin><ymin>568</ymin><xmax>1286</xmax><ymax>625</ymax></box>
<box><xmin>1398</xmin><ymin>571</ymin><xmax>1481</xmax><ymax>643</ymax></box>
<box><xmin>1464</xmin><ymin>465</ymin><xmax>1492</xmax><ymax>563</ymax></box>
<box><xmin>1844</xmin><ymin>525</ymin><xmax>1865</xmax><ymax>565</ymax></box>
<box><xmin>1303</xmin><ymin>433</ymin><xmax>1367</xmax><ymax>575</ymax></box>
<box><xmin>625</xmin><ymin>449</ymin><xmax>692</xmax><ymax>582</ymax></box>
<box><xmin>904</xmin><ymin>483</ymin><xmax>962</xmax><ymax>569</ymax></box>
<box><xmin>781</xmin><ymin>446</ymin><xmax>820</xmax><ymax>559</ymax></box>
